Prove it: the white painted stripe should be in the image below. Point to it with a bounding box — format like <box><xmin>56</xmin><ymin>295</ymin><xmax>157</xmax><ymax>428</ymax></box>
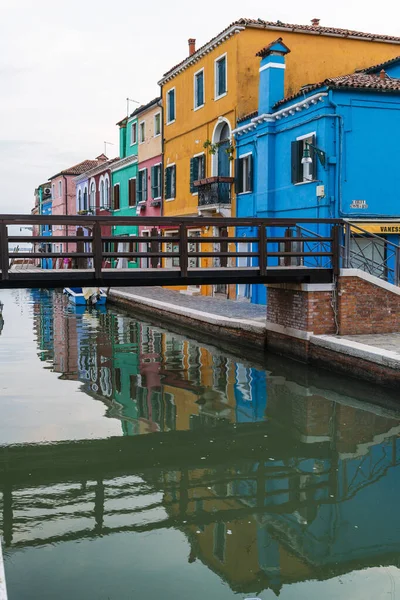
<box><xmin>259</xmin><ymin>62</ymin><xmax>286</xmax><ymax>72</ymax></box>
<box><xmin>0</xmin><ymin>538</ymin><xmax>8</xmax><ymax>600</ymax></box>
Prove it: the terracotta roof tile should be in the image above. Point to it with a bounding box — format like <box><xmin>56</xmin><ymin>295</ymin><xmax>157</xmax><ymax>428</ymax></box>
<box><xmin>50</xmin><ymin>159</ymin><xmax>100</xmax><ymax>180</ymax></box>
<box><xmin>357</xmin><ymin>55</ymin><xmax>400</xmax><ymax>74</ymax></box>
<box><xmin>256</xmin><ymin>37</ymin><xmax>291</xmax><ymax>58</ymax></box>
<box><xmin>160</xmin><ymin>18</ymin><xmax>400</xmax><ymax>83</ymax></box>
<box><xmin>274</xmin><ymin>71</ymin><xmax>400</xmax><ymax>108</ymax></box>
<box><xmin>237</xmin><ymin>110</ymin><xmax>258</xmax><ymax>123</ymax></box>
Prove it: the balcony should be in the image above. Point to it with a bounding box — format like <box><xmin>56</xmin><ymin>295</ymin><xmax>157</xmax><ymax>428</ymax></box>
<box><xmin>194</xmin><ymin>176</ymin><xmax>234</xmax><ymax>216</ymax></box>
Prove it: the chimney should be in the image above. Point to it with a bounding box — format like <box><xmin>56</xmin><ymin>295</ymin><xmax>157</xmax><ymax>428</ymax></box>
<box><xmin>96</xmin><ymin>153</ymin><xmax>108</xmax><ymax>163</ymax></box>
<box><xmin>188</xmin><ymin>38</ymin><xmax>196</xmax><ymax>56</ymax></box>
<box><xmin>256</xmin><ymin>38</ymin><xmax>291</xmax><ymax>114</ymax></box>
<box><xmin>380</xmin><ymin>69</ymin><xmax>386</xmax><ymax>80</ymax></box>
<box><xmin>311</xmin><ymin>18</ymin><xmax>320</xmax><ymax>26</ymax></box>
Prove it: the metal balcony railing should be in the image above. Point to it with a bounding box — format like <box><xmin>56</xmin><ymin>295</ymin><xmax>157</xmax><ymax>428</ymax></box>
<box><xmin>194</xmin><ymin>176</ymin><xmax>234</xmax><ymax>207</ymax></box>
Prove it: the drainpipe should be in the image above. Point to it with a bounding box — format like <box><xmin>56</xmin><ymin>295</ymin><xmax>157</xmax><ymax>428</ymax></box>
<box><xmin>63</xmin><ymin>174</ymin><xmax>68</xmax><ymax>265</ymax></box>
<box><xmin>327</xmin><ymin>90</ymin><xmax>343</xmax><ymax>218</ymax></box>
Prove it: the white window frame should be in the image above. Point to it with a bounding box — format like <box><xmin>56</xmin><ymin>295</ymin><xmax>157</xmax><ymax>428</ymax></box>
<box><xmin>238</xmin><ymin>152</ymin><xmax>252</xmax><ymax>195</ymax></box>
<box><xmin>130</xmin><ymin>122</ymin><xmax>137</xmax><ymax>145</ymax></box>
<box><xmin>296</xmin><ymin>131</ymin><xmax>316</xmax><ymax>185</ymax></box>
<box><xmin>214</xmin><ymin>53</ymin><xmax>228</xmax><ymax>101</ymax></box>
<box><xmin>194</xmin><ymin>68</ymin><xmax>205</xmax><ymax>111</ymax></box>
<box><xmin>165</xmin><ymin>163</ymin><xmax>176</xmax><ymax>201</ymax></box>
<box><xmin>104</xmin><ymin>174</ymin><xmax>110</xmax><ymax>208</ymax></box>
<box><xmin>166</xmin><ymin>87</ymin><xmax>176</xmax><ymax>125</ymax></box>
<box><xmin>154</xmin><ymin>112</ymin><xmax>161</xmax><ymax>137</ymax></box>
<box><xmin>58</xmin><ymin>180</ymin><xmax>62</xmax><ymax>198</ymax></box>
<box><xmin>52</xmin><ymin>184</ymin><xmax>55</xmax><ymax>199</ymax></box>
<box><xmin>139</xmin><ymin>121</ymin><xmax>145</xmax><ymax>144</ymax></box>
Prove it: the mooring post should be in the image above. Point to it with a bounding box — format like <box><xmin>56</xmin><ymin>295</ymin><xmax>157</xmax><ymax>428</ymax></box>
<box><xmin>0</xmin><ymin>224</ymin><xmax>9</xmax><ymax>281</ymax></box>
<box><xmin>258</xmin><ymin>223</ymin><xmax>267</xmax><ymax>276</ymax></box>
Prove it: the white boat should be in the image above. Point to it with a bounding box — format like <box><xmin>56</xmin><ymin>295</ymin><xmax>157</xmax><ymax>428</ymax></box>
<box><xmin>63</xmin><ymin>287</ymin><xmax>107</xmax><ymax>306</ymax></box>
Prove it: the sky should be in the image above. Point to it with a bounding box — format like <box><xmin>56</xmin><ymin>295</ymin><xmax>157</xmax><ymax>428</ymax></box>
<box><xmin>1</xmin><ymin>0</ymin><xmax>400</xmax><ymax>215</ymax></box>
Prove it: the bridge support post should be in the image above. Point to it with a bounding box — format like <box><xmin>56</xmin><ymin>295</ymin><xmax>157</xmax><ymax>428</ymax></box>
<box><xmin>0</xmin><ymin>224</ymin><xmax>9</xmax><ymax>281</ymax></box>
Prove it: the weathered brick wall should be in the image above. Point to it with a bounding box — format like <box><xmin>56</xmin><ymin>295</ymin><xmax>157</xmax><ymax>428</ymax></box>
<box><xmin>338</xmin><ymin>276</ymin><xmax>400</xmax><ymax>335</ymax></box>
<box><xmin>267</xmin><ymin>286</ymin><xmax>336</xmax><ymax>334</ymax></box>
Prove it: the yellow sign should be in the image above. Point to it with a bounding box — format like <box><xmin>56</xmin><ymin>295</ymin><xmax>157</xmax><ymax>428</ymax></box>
<box><xmin>350</xmin><ymin>223</ymin><xmax>400</xmax><ymax>234</ymax></box>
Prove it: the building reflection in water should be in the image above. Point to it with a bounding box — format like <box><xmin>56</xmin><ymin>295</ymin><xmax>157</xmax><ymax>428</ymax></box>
<box><xmin>3</xmin><ymin>289</ymin><xmax>399</xmax><ymax>597</ymax></box>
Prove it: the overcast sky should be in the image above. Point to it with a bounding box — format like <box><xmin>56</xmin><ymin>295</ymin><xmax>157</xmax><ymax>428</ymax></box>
<box><xmin>1</xmin><ymin>0</ymin><xmax>400</xmax><ymax>214</ymax></box>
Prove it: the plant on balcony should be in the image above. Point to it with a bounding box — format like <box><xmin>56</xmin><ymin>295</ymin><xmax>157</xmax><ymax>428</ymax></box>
<box><xmin>203</xmin><ymin>139</ymin><xmax>235</xmax><ymax>160</ymax></box>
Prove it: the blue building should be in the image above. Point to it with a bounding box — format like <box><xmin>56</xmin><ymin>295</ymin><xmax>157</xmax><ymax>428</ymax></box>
<box><xmin>234</xmin><ymin>40</ymin><xmax>400</xmax><ymax>303</ymax></box>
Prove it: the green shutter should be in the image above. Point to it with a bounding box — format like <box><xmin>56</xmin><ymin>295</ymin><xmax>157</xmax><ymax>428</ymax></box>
<box><xmin>137</xmin><ymin>173</ymin><xmax>142</xmax><ymax>203</ymax></box>
<box><xmin>248</xmin><ymin>154</ymin><xmax>253</xmax><ymax>192</ymax></box>
<box><xmin>172</xmin><ymin>165</ymin><xmax>176</xmax><ymax>198</ymax></box>
<box><xmin>143</xmin><ymin>168</ymin><xmax>148</xmax><ymax>201</ymax></box>
<box><xmin>151</xmin><ymin>166</ymin><xmax>156</xmax><ymax>198</ymax></box>
<box><xmin>235</xmin><ymin>158</ymin><xmax>243</xmax><ymax>194</ymax></box>
<box><xmin>190</xmin><ymin>157</ymin><xmax>196</xmax><ymax>193</ymax></box>
<box><xmin>165</xmin><ymin>167</ymin><xmax>171</xmax><ymax>199</ymax></box>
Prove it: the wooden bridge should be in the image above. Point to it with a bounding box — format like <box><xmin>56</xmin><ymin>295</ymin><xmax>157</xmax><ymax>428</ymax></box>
<box><xmin>0</xmin><ymin>215</ymin><xmax>341</xmax><ymax>288</ymax></box>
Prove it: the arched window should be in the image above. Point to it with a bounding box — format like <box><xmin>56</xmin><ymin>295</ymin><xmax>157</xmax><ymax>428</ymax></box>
<box><xmin>90</xmin><ymin>182</ymin><xmax>96</xmax><ymax>211</ymax></box>
<box><xmin>100</xmin><ymin>180</ymin><xmax>105</xmax><ymax>209</ymax></box>
<box><xmin>78</xmin><ymin>189</ymin><xmax>82</xmax><ymax>212</ymax></box>
<box><xmin>83</xmin><ymin>187</ymin><xmax>88</xmax><ymax>211</ymax></box>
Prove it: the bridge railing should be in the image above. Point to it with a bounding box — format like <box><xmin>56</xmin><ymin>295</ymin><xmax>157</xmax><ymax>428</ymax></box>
<box><xmin>0</xmin><ymin>215</ymin><xmax>342</xmax><ymax>284</ymax></box>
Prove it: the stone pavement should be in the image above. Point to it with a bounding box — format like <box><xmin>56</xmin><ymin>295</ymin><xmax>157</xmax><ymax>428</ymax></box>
<box><xmin>113</xmin><ymin>287</ymin><xmax>266</xmax><ymax>321</ymax></box>
<box><xmin>341</xmin><ymin>333</ymin><xmax>400</xmax><ymax>356</ymax></box>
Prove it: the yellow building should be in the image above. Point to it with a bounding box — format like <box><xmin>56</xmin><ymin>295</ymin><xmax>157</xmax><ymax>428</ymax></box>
<box><xmin>159</xmin><ymin>18</ymin><xmax>400</xmax><ymax>297</ymax></box>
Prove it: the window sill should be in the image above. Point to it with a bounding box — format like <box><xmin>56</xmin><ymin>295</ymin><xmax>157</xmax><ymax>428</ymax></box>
<box><xmin>194</xmin><ymin>104</ymin><xmax>205</xmax><ymax>112</ymax></box>
<box><xmin>152</xmin><ymin>196</ymin><xmax>162</xmax><ymax>201</ymax></box>
<box><xmin>113</xmin><ymin>208</ymin><xmax>121</xmax><ymax>212</ymax></box>
<box><xmin>214</xmin><ymin>92</ymin><xmax>227</xmax><ymax>101</ymax></box>
<box><xmin>237</xmin><ymin>191</ymin><xmax>252</xmax><ymax>195</ymax></box>
<box><xmin>294</xmin><ymin>180</ymin><xmax>317</xmax><ymax>186</ymax></box>
<box><xmin>154</xmin><ymin>133</ymin><xmax>161</xmax><ymax>138</ymax></box>
<box><xmin>166</xmin><ymin>119</ymin><xmax>176</xmax><ymax>126</ymax></box>
<box><xmin>165</xmin><ymin>198</ymin><xmax>175</xmax><ymax>202</ymax></box>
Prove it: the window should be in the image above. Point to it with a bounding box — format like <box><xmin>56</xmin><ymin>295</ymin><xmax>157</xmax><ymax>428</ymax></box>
<box><xmin>154</xmin><ymin>113</ymin><xmax>161</xmax><ymax>136</ymax></box>
<box><xmin>139</xmin><ymin>121</ymin><xmax>145</xmax><ymax>144</ymax></box>
<box><xmin>58</xmin><ymin>180</ymin><xmax>62</xmax><ymax>197</ymax></box>
<box><xmin>100</xmin><ymin>180</ymin><xmax>105</xmax><ymax>208</ymax></box>
<box><xmin>90</xmin><ymin>181</ymin><xmax>96</xmax><ymax>210</ymax></box>
<box><xmin>165</xmin><ymin>165</ymin><xmax>176</xmax><ymax>200</ymax></box>
<box><xmin>129</xmin><ymin>178</ymin><xmax>136</xmax><ymax>207</ymax></box>
<box><xmin>151</xmin><ymin>164</ymin><xmax>162</xmax><ymax>199</ymax></box>
<box><xmin>105</xmin><ymin>178</ymin><xmax>109</xmax><ymax>208</ymax></box>
<box><xmin>131</xmin><ymin>122</ymin><xmax>137</xmax><ymax>145</ymax></box>
<box><xmin>236</xmin><ymin>154</ymin><xmax>253</xmax><ymax>194</ymax></box>
<box><xmin>194</xmin><ymin>69</ymin><xmax>204</xmax><ymax>109</ymax></box>
<box><xmin>190</xmin><ymin>154</ymin><xmax>205</xmax><ymax>193</ymax></box>
<box><xmin>113</xmin><ymin>184</ymin><xmax>120</xmax><ymax>210</ymax></box>
<box><xmin>291</xmin><ymin>134</ymin><xmax>316</xmax><ymax>184</ymax></box>
<box><xmin>215</xmin><ymin>54</ymin><xmax>227</xmax><ymax>99</ymax></box>
<box><xmin>83</xmin><ymin>187</ymin><xmax>88</xmax><ymax>211</ymax></box>
<box><xmin>51</xmin><ymin>184</ymin><xmax>55</xmax><ymax>199</ymax></box>
<box><xmin>167</xmin><ymin>88</ymin><xmax>175</xmax><ymax>124</ymax></box>
<box><xmin>78</xmin><ymin>189</ymin><xmax>82</xmax><ymax>212</ymax></box>
<box><xmin>137</xmin><ymin>169</ymin><xmax>147</xmax><ymax>203</ymax></box>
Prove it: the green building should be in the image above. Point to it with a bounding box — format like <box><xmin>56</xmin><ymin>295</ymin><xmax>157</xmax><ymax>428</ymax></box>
<box><xmin>110</xmin><ymin>113</ymin><xmax>139</xmax><ymax>268</ymax></box>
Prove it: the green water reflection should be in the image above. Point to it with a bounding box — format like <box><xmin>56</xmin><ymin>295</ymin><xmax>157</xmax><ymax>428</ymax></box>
<box><xmin>1</xmin><ymin>289</ymin><xmax>400</xmax><ymax>599</ymax></box>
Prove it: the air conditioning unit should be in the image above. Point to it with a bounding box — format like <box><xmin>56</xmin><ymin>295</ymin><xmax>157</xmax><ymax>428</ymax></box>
<box><xmin>44</xmin><ymin>187</ymin><xmax>51</xmax><ymax>195</ymax></box>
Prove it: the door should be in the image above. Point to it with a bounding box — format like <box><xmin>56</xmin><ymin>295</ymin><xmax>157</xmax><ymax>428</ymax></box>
<box><xmin>217</xmin><ymin>123</ymin><xmax>230</xmax><ymax>203</ymax></box>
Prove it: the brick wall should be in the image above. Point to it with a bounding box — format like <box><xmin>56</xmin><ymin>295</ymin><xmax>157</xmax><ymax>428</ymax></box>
<box><xmin>338</xmin><ymin>276</ymin><xmax>400</xmax><ymax>335</ymax></box>
<box><xmin>267</xmin><ymin>285</ymin><xmax>336</xmax><ymax>335</ymax></box>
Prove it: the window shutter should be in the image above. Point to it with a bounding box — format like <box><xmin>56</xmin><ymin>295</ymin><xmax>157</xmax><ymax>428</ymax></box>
<box><xmin>190</xmin><ymin>157</ymin><xmax>195</xmax><ymax>193</ymax></box>
<box><xmin>235</xmin><ymin>158</ymin><xmax>243</xmax><ymax>194</ymax></box>
<box><xmin>172</xmin><ymin>165</ymin><xmax>176</xmax><ymax>198</ymax></box>
<box><xmin>151</xmin><ymin>166</ymin><xmax>155</xmax><ymax>198</ymax></box>
<box><xmin>165</xmin><ymin>167</ymin><xmax>171</xmax><ymax>199</ymax></box>
<box><xmin>248</xmin><ymin>155</ymin><xmax>253</xmax><ymax>192</ymax></box>
<box><xmin>143</xmin><ymin>168</ymin><xmax>148</xmax><ymax>201</ymax></box>
<box><xmin>113</xmin><ymin>185</ymin><xmax>120</xmax><ymax>210</ymax></box>
<box><xmin>291</xmin><ymin>141</ymin><xmax>301</xmax><ymax>184</ymax></box>
<box><xmin>129</xmin><ymin>179</ymin><xmax>136</xmax><ymax>206</ymax></box>
<box><xmin>310</xmin><ymin>134</ymin><xmax>317</xmax><ymax>181</ymax></box>
<box><xmin>218</xmin><ymin>58</ymin><xmax>226</xmax><ymax>95</ymax></box>
<box><xmin>200</xmin><ymin>155</ymin><xmax>205</xmax><ymax>179</ymax></box>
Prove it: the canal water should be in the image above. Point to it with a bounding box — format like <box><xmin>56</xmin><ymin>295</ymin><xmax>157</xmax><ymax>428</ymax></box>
<box><xmin>1</xmin><ymin>289</ymin><xmax>400</xmax><ymax>600</ymax></box>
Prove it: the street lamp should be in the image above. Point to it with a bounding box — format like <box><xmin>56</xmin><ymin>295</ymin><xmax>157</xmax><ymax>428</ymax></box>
<box><xmin>301</xmin><ymin>141</ymin><xmax>326</xmax><ymax>168</ymax></box>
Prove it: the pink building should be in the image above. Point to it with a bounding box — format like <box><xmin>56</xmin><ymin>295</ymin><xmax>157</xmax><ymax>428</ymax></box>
<box><xmin>49</xmin><ymin>158</ymin><xmax>100</xmax><ymax>265</ymax></box>
<box><xmin>132</xmin><ymin>97</ymin><xmax>162</xmax><ymax>267</ymax></box>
